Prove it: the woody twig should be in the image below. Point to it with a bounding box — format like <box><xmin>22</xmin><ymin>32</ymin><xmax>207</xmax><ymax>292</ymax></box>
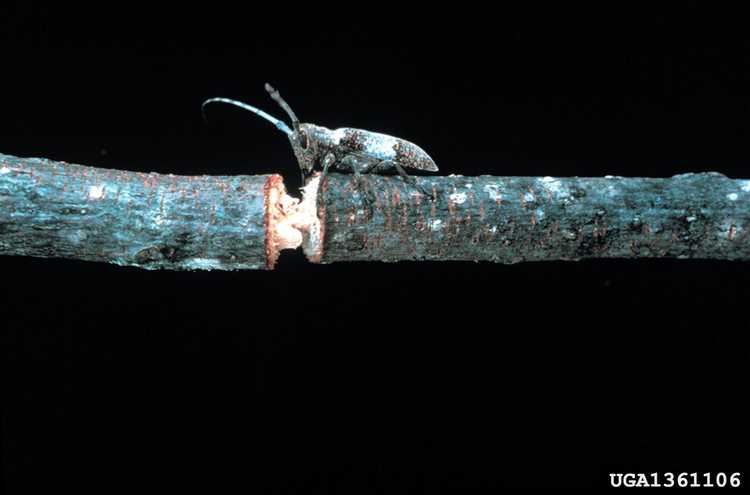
<box><xmin>2</xmin><ymin>152</ymin><xmax>749</xmax><ymax>270</ymax></box>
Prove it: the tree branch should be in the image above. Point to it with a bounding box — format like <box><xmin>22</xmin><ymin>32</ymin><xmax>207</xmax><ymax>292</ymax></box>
<box><xmin>311</xmin><ymin>172</ymin><xmax>750</xmax><ymax>264</ymax></box>
<box><xmin>0</xmin><ymin>153</ymin><xmax>285</xmax><ymax>270</ymax></box>
<box><xmin>2</xmin><ymin>152</ymin><xmax>750</xmax><ymax>269</ymax></box>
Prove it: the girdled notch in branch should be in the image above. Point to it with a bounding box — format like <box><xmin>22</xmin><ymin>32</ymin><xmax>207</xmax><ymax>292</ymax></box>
<box><xmin>267</xmin><ymin>176</ymin><xmax>321</xmax><ymax>265</ymax></box>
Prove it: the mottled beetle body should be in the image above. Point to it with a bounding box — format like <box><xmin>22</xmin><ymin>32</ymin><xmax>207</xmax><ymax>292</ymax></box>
<box><xmin>293</xmin><ymin>124</ymin><xmax>438</xmax><ymax>176</ymax></box>
<box><xmin>203</xmin><ymin>84</ymin><xmax>437</xmax><ymax>195</ymax></box>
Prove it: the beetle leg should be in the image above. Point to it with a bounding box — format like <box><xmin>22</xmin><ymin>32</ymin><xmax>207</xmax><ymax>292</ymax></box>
<box><xmin>315</xmin><ymin>152</ymin><xmax>338</xmax><ymax>205</ymax></box>
<box><xmin>377</xmin><ymin>160</ymin><xmax>433</xmax><ymax>199</ymax></box>
<box><xmin>317</xmin><ymin>153</ymin><xmax>337</xmax><ymax>195</ymax></box>
<box><xmin>339</xmin><ymin>155</ymin><xmax>376</xmax><ymax>211</ymax></box>
<box><xmin>320</xmin><ymin>152</ymin><xmax>336</xmax><ymax>179</ymax></box>
<box><xmin>358</xmin><ymin>160</ymin><xmax>381</xmax><ymax>175</ymax></box>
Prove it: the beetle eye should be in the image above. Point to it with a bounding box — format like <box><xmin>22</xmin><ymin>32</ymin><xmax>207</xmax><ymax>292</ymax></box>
<box><xmin>298</xmin><ymin>131</ymin><xmax>309</xmax><ymax>150</ymax></box>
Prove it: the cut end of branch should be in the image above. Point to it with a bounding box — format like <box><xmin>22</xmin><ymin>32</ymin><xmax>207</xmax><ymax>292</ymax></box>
<box><xmin>266</xmin><ymin>175</ymin><xmax>322</xmax><ymax>268</ymax></box>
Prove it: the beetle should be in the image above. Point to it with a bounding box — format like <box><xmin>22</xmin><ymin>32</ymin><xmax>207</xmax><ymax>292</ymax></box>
<box><xmin>202</xmin><ymin>83</ymin><xmax>438</xmax><ymax>197</ymax></box>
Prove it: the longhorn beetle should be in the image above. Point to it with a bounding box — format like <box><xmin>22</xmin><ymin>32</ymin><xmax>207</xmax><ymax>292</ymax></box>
<box><xmin>202</xmin><ymin>83</ymin><xmax>438</xmax><ymax>199</ymax></box>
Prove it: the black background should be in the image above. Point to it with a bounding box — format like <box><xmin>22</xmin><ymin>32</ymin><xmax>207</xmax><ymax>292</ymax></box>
<box><xmin>2</xmin><ymin>4</ymin><xmax>748</xmax><ymax>491</ymax></box>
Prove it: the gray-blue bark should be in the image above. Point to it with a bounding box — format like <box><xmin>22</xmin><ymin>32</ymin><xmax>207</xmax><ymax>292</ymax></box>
<box><xmin>315</xmin><ymin>172</ymin><xmax>750</xmax><ymax>264</ymax></box>
<box><xmin>3</xmin><ymin>151</ymin><xmax>750</xmax><ymax>269</ymax></box>
<box><xmin>0</xmin><ymin>153</ymin><xmax>276</xmax><ymax>270</ymax></box>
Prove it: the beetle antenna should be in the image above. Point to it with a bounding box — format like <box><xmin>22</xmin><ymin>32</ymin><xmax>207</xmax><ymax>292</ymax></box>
<box><xmin>201</xmin><ymin>97</ymin><xmax>293</xmax><ymax>135</ymax></box>
<box><xmin>265</xmin><ymin>83</ymin><xmax>300</xmax><ymax>133</ymax></box>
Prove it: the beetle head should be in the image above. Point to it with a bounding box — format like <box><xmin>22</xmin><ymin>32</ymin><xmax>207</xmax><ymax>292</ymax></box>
<box><xmin>288</xmin><ymin>123</ymin><xmax>319</xmax><ymax>177</ymax></box>
<box><xmin>264</xmin><ymin>83</ymin><xmax>320</xmax><ymax>180</ymax></box>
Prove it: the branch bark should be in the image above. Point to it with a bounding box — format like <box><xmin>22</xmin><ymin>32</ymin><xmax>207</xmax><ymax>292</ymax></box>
<box><xmin>0</xmin><ymin>153</ymin><xmax>284</xmax><ymax>270</ymax></box>
<box><xmin>310</xmin><ymin>172</ymin><xmax>750</xmax><ymax>264</ymax></box>
<box><xmin>2</xmin><ymin>151</ymin><xmax>750</xmax><ymax>269</ymax></box>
